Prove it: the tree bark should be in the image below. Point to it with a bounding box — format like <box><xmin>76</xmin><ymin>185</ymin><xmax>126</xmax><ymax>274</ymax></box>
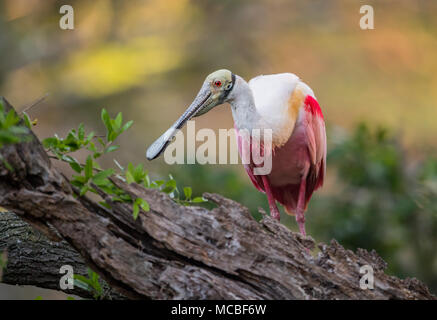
<box><xmin>0</xmin><ymin>97</ymin><xmax>434</xmax><ymax>300</ymax></box>
<box><xmin>0</xmin><ymin>210</ymin><xmax>123</xmax><ymax>299</ymax></box>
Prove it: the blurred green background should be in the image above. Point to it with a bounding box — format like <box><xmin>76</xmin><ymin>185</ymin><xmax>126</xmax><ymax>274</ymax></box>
<box><xmin>0</xmin><ymin>0</ymin><xmax>436</xmax><ymax>297</ymax></box>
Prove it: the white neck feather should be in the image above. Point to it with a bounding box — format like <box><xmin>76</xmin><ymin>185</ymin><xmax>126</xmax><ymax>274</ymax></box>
<box><xmin>227</xmin><ymin>75</ymin><xmax>261</xmax><ymax>131</ymax></box>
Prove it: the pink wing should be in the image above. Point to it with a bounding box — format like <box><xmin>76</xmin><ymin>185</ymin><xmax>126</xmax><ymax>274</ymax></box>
<box><xmin>303</xmin><ymin>95</ymin><xmax>327</xmax><ymax>192</ymax></box>
<box><xmin>235</xmin><ymin>95</ymin><xmax>326</xmax><ymax>212</ymax></box>
<box><xmin>267</xmin><ymin>95</ymin><xmax>326</xmax><ymax>212</ymax></box>
<box><xmin>235</xmin><ymin>126</ymin><xmax>265</xmax><ymax>193</ymax></box>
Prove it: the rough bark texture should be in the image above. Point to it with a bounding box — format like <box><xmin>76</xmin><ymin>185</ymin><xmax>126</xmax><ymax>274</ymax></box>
<box><xmin>0</xmin><ymin>210</ymin><xmax>124</xmax><ymax>299</ymax></box>
<box><xmin>0</xmin><ymin>97</ymin><xmax>435</xmax><ymax>300</ymax></box>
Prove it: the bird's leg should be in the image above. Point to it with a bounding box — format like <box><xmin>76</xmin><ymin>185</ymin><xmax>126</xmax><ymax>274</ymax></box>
<box><xmin>296</xmin><ymin>176</ymin><xmax>307</xmax><ymax>237</ymax></box>
<box><xmin>261</xmin><ymin>175</ymin><xmax>280</xmax><ymax>220</ymax></box>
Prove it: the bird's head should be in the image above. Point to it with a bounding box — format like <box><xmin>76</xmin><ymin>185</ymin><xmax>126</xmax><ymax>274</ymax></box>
<box><xmin>199</xmin><ymin>69</ymin><xmax>235</xmax><ymax>114</ymax></box>
<box><xmin>146</xmin><ymin>69</ymin><xmax>236</xmax><ymax>160</ymax></box>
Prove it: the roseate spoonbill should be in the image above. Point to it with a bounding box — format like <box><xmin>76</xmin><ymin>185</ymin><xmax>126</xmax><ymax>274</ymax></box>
<box><xmin>146</xmin><ymin>69</ymin><xmax>326</xmax><ymax>236</ymax></box>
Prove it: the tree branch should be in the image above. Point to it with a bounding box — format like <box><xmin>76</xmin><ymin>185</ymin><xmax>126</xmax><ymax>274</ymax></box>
<box><xmin>0</xmin><ymin>210</ymin><xmax>123</xmax><ymax>299</ymax></box>
<box><xmin>0</xmin><ymin>97</ymin><xmax>434</xmax><ymax>300</ymax></box>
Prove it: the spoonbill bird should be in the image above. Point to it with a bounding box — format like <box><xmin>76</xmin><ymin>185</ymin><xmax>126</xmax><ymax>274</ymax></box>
<box><xmin>146</xmin><ymin>69</ymin><xmax>326</xmax><ymax>236</ymax></box>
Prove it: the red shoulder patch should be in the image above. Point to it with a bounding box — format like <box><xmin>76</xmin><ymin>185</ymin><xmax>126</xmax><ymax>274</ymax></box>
<box><xmin>304</xmin><ymin>95</ymin><xmax>324</xmax><ymax>119</ymax></box>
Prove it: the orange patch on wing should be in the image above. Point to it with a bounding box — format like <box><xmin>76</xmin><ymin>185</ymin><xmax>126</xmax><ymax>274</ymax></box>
<box><xmin>272</xmin><ymin>87</ymin><xmax>305</xmax><ymax>149</ymax></box>
<box><xmin>288</xmin><ymin>87</ymin><xmax>304</xmax><ymax>125</ymax></box>
<box><xmin>284</xmin><ymin>206</ymin><xmax>295</xmax><ymax>216</ymax></box>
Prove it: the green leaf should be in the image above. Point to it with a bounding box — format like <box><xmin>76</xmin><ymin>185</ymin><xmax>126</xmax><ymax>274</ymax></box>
<box><xmin>97</xmin><ymin>137</ymin><xmax>106</xmax><ymax>147</ymax></box>
<box><xmin>92</xmin><ymin>169</ymin><xmax>114</xmax><ymax>185</ymax></box>
<box><xmin>65</xmin><ymin>131</ymin><xmax>78</xmax><ymax>148</ymax></box>
<box><xmin>73</xmin><ymin>279</ymin><xmax>91</xmax><ymax>292</ymax></box>
<box><xmin>85</xmin><ymin>131</ymin><xmax>95</xmax><ymax>144</ymax></box>
<box><xmin>74</xmin><ymin>269</ymin><xmax>102</xmax><ymax>299</ymax></box>
<box><xmin>72</xmin><ymin>175</ymin><xmax>87</xmax><ymax>184</ymax></box>
<box><xmin>78</xmin><ymin>123</ymin><xmax>85</xmax><ymax>141</ymax></box>
<box><xmin>101</xmin><ymin>109</ymin><xmax>111</xmax><ymax>133</ymax></box>
<box><xmin>88</xmin><ymin>268</ymin><xmax>95</xmax><ymax>281</ymax></box>
<box><xmin>0</xmin><ymin>130</ymin><xmax>22</xmax><ymax>144</ymax></box>
<box><xmin>8</xmin><ymin>126</ymin><xmax>29</xmax><ymax>135</ymax></box>
<box><xmin>125</xmin><ymin>162</ymin><xmax>137</xmax><ymax>183</ymax></box>
<box><xmin>127</xmin><ymin>162</ymin><xmax>134</xmax><ymax>173</ymax></box>
<box><xmin>144</xmin><ymin>174</ymin><xmax>150</xmax><ymax>188</ymax></box>
<box><xmin>98</xmin><ymin>201</ymin><xmax>111</xmax><ymax>209</ymax></box>
<box><xmin>136</xmin><ymin>197</ymin><xmax>150</xmax><ymax>212</ymax></box>
<box><xmin>98</xmin><ymin>184</ymin><xmax>114</xmax><ymax>195</ymax></box>
<box><xmin>70</xmin><ymin>181</ymin><xmax>83</xmax><ymax>188</ymax></box>
<box><xmin>61</xmin><ymin>155</ymin><xmax>82</xmax><ymax>173</ymax></box>
<box><xmin>128</xmin><ymin>164</ymin><xmax>146</xmax><ymax>183</ymax></box>
<box><xmin>105</xmin><ymin>145</ymin><xmax>119</xmax><ymax>153</ymax></box>
<box><xmin>22</xmin><ymin>112</ymin><xmax>32</xmax><ymax>129</ymax></box>
<box><xmin>151</xmin><ymin>180</ymin><xmax>165</xmax><ymax>188</ymax></box>
<box><xmin>114</xmin><ymin>112</ymin><xmax>122</xmax><ymax>131</ymax></box>
<box><xmin>93</xmin><ymin>281</ymin><xmax>102</xmax><ymax>297</ymax></box>
<box><xmin>69</xmin><ymin>162</ymin><xmax>82</xmax><ymax>173</ymax></box>
<box><xmin>183</xmin><ymin>187</ymin><xmax>192</xmax><ymax>200</ymax></box>
<box><xmin>87</xmin><ymin>141</ymin><xmax>96</xmax><ymax>152</ymax></box>
<box><xmin>73</xmin><ymin>274</ymin><xmax>93</xmax><ymax>292</ymax></box>
<box><xmin>43</xmin><ymin>137</ymin><xmax>59</xmax><ymax>149</ymax></box>
<box><xmin>4</xmin><ymin>110</ymin><xmax>19</xmax><ymax>128</ymax></box>
<box><xmin>108</xmin><ymin>131</ymin><xmax>117</xmax><ymax>142</ymax></box>
<box><xmin>132</xmin><ymin>202</ymin><xmax>139</xmax><ymax>220</ymax></box>
<box><xmin>192</xmin><ymin>197</ymin><xmax>206</xmax><ymax>203</ymax></box>
<box><xmin>79</xmin><ymin>185</ymin><xmax>90</xmax><ymax>196</ymax></box>
<box><xmin>121</xmin><ymin>120</ymin><xmax>133</xmax><ymax>133</ymax></box>
<box><xmin>74</xmin><ymin>274</ymin><xmax>93</xmax><ymax>286</ymax></box>
<box><xmin>93</xmin><ymin>152</ymin><xmax>102</xmax><ymax>159</ymax></box>
<box><xmin>126</xmin><ymin>170</ymin><xmax>135</xmax><ymax>184</ymax></box>
<box><xmin>84</xmin><ymin>156</ymin><xmax>93</xmax><ymax>180</ymax></box>
<box><xmin>162</xmin><ymin>179</ymin><xmax>177</xmax><ymax>194</ymax></box>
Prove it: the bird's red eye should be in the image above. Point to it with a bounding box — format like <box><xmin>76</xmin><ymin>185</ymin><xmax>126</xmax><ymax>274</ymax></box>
<box><xmin>214</xmin><ymin>80</ymin><xmax>222</xmax><ymax>87</ymax></box>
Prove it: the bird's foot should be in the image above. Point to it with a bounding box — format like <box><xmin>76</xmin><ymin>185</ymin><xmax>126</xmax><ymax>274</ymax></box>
<box><xmin>296</xmin><ymin>213</ymin><xmax>306</xmax><ymax>237</ymax></box>
<box><xmin>270</xmin><ymin>208</ymin><xmax>280</xmax><ymax>221</ymax></box>
<box><xmin>298</xmin><ymin>223</ymin><xmax>306</xmax><ymax>237</ymax></box>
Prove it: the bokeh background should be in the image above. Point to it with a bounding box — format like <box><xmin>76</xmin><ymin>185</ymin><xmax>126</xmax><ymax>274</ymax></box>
<box><xmin>0</xmin><ymin>0</ymin><xmax>436</xmax><ymax>298</ymax></box>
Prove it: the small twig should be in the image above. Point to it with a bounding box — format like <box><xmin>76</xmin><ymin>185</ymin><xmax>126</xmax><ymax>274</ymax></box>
<box><xmin>19</xmin><ymin>93</ymin><xmax>49</xmax><ymax>114</ymax></box>
<box><xmin>48</xmin><ymin>155</ymin><xmax>103</xmax><ymax>172</ymax></box>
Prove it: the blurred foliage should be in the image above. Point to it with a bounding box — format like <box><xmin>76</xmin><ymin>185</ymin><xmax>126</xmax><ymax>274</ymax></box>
<box><xmin>42</xmin><ymin>107</ymin><xmax>207</xmax><ymax>220</ymax></box>
<box><xmin>311</xmin><ymin>124</ymin><xmax>437</xmax><ymax>292</ymax></box>
<box><xmin>74</xmin><ymin>269</ymin><xmax>103</xmax><ymax>300</ymax></box>
<box><xmin>0</xmin><ymin>98</ymin><xmax>31</xmax><ymax>171</ymax></box>
<box><xmin>0</xmin><ymin>100</ymin><xmax>29</xmax><ymax>148</ymax></box>
<box><xmin>1</xmin><ymin>0</ymin><xmax>437</xmax><ymax>151</ymax></box>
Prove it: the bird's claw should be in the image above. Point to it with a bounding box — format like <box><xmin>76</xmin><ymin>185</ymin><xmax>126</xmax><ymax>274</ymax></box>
<box><xmin>270</xmin><ymin>209</ymin><xmax>280</xmax><ymax>221</ymax></box>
